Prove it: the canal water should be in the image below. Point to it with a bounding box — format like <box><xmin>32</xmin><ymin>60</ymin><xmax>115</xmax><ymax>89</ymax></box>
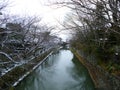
<box><xmin>15</xmin><ymin>49</ymin><xmax>95</xmax><ymax>90</ymax></box>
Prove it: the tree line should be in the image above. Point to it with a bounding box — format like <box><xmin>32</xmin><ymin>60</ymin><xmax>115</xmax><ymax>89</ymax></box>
<box><xmin>61</xmin><ymin>0</ymin><xmax>120</xmax><ymax>64</ymax></box>
<box><xmin>0</xmin><ymin>0</ymin><xmax>61</xmax><ymax>76</ymax></box>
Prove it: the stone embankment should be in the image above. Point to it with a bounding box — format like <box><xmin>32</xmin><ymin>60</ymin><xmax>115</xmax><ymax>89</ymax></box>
<box><xmin>71</xmin><ymin>49</ymin><xmax>120</xmax><ymax>90</ymax></box>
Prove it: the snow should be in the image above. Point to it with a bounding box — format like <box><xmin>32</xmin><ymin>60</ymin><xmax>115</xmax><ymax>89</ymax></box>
<box><xmin>0</xmin><ymin>63</ymin><xmax>22</xmax><ymax>77</ymax></box>
<box><xmin>12</xmin><ymin>51</ymin><xmax>54</xmax><ymax>87</ymax></box>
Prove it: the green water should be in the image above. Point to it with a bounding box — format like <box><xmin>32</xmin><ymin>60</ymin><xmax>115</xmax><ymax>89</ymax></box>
<box><xmin>15</xmin><ymin>50</ymin><xmax>95</xmax><ymax>90</ymax></box>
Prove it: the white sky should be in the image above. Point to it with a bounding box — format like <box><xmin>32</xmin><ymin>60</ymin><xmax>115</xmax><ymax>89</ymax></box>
<box><xmin>7</xmin><ymin>0</ymin><xmax>70</xmax><ymax>26</ymax></box>
<box><xmin>6</xmin><ymin>0</ymin><xmax>71</xmax><ymax>41</ymax></box>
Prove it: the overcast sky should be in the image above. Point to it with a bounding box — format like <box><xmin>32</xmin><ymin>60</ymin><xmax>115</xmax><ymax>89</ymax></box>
<box><xmin>6</xmin><ymin>0</ymin><xmax>71</xmax><ymax>41</ymax></box>
<box><xmin>7</xmin><ymin>0</ymin><xmax>70</xmax><ymax>26</ymax></box>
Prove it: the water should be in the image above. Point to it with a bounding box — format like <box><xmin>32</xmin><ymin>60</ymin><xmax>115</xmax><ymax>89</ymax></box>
<box><xmin>15</xmin><ymin>50</ymin><xmax>95</xmax><ymax>90</ymax></box>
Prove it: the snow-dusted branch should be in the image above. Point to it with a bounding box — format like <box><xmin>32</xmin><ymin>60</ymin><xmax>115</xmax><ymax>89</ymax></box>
<box><xmin>0</xmin><ymin>51</ymin><xmax>16</xmax><ymax>63</ymax></box>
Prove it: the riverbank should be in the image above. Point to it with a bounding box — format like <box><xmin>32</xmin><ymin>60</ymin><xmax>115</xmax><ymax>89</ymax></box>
<box><xmin>0</xmin><ymin>47</ymin><xmax>61</xmax><ymax>90</ymax></box>
<box><xmin>71</xmin><ymin>48</ymin><xmax>120</xmax><ymax>90</ymax></box>
<box><xmin>15</xmin><ymin>49</ymin><xmax>95</xmax><ymax>90</ymax></box>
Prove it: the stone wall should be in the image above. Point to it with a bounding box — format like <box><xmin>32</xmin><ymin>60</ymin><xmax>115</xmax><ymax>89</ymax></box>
<box><xmin>71</xmin><ymin>48</ymin><xmax>120</xmax><ymax>90</ymax></box>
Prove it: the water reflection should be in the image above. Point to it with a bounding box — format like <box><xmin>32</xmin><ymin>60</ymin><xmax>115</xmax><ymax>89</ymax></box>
<box><xmin>15</xmin><ymin>50</ymin><xmax>95</xmax><ymax>90</ymax></box>
<box><xmin>66</xmin><ymin>56</ymin><xmax>95</xmax><ymax>90</ymax></box>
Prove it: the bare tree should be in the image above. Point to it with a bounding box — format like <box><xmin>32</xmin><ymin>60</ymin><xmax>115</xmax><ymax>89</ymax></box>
<box><xmin>52</xmin><ymin>0</ymin><xmax>120</xmax><ymax>63</ymax></box>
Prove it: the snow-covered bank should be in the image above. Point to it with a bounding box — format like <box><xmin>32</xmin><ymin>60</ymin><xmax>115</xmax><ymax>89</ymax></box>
<box><xmin>0</xmin><ymin>47</ymin><xmax>62</xmax><ymax>90</ymax></box>
<box><xmin>12</xmin><ymin>51</ymin><xmax>53</xmax><ymax>87</ymax></box>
